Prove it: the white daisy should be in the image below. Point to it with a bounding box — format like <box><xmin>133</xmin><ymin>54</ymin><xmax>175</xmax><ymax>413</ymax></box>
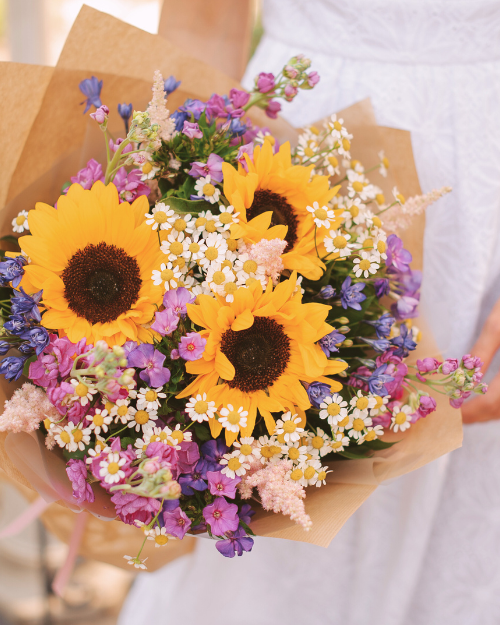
<box><xmin>169</xmin><ymin>423</ymin><xmax>192</xmax><ymax>445</ymax></box>
<box><xmin>123</xmin><ymin>556</ymin><xmax>148</xmax><ymax>570</ymax></box>
<box><xmin>99</xmin><ymin>452</ymin><xmax>126</xmax><ymax>484</ymax></box>
<box><xmin>145</xmin><ymin>203</ymin><xmax>174</xmax><ymax>231</ymax></box>
<box><xmin>364</xmin><ymin>424</ymin><xmax>385</xmax><ymax>442</ymax></box>
<box><xmin>109</xmin><ymin>399</ymin><xmax>135</xmax><ymax>424</ymax></box>
<box><xmin>349</xmin><ymin>391</ymin><xmax>377</xmax><ymax>412</ymax></box>
<box><xmin>353</xmin><ymin>251</ymin><xmax>380</xmax><ymax>278</ymax></box>
<box><xmin>275</xmin><ymin>412</ymin><xmax>304</xmax><ymax>444</ymax></box>
<box><xmin>233</xmin><ymin>437</ymin><xmax>260</xmax><ymax>463</ymax></box>
<box><xmin>151</xmin><ymin>262</ymin><xmax>182</xmax><ymax>290</ymax></box>
<box><xmin>220</xmin><ymin>450</ymin><xmax>250</xmax><ymax>478</ymax></box>
<box><xmin>194</xmin><ymin>175</ymin><xmax>221</xmax><ymax>204</ymax></box>
<box><xmin>313</xmin><ymin>466</ymin><xmax>332</xmax><ymax>487</ymax></box>
<box><xmin>185</xmin><ymin>394</ymin><xmax>217</xmax><ymax>423</ymax></box>
<box><xmin>257</xmin><ymin>435</ymin><xmax>284</xmax><ymax>464</ymax></box>
<box><xmin>325</xmin><ymin>154</ymin><xmax>340</xmax><ymax>176</ymax></box>
<box><xmin>319</xmin><ymin>394</ymin><xmax>349</xmax><ymax>426</ymax></box>
<box><xmin>217</xmin><ymin>205</ymin><xmax>239</xmax><ymax>230</ymax></box>
<box><xmin>146</xmin><ymin>526</ymin><xmax>175</xmax><ymax>548</ymax></box>
<box><xmin>392</xmin><ymin>186</ymin><xmax>406</xmax><ymax>205</ymax></box>
<box><xmin>370</xmin><ymin>394</ymin><xmax>390</xmax><ymax>417</ymax></box>
<box><xmin>306</xmin><ymin>201</ymin><xmax>337</xmax><ymax>229</ymax></box>
<box><xmin>193</xmin><ymin>210</ymin><xmax>220</xmax><ymax>237</ymax></box>
<box><xmin>299</xmin><ymin>459</ymin><xmax>323</xmax><ymax>487</ymax></box>
<box><xmin>204</xmin><ymin>264</ymin><xmax>236</xmax><ymax>298</ymax></box>
<box><xmin>137</xmin><ymin>388</ymin><xmax>166</xmax><ymax>411</ymax></box>
<box><xmin>182</xmin><ymin>234</ymin><xmax>206</xmax><ymax>262</ymax></box>
<box><xmin>324</xmin><ymin>230</ymin><xmax>353</xmax><ymax>258</ymax></box>
<box><xmin>307</xmin><ymin>428</ymin><xmax>332</xmax><ymax>457</ymax></box>
<box><xmin>12</xmin><ymin>210</ymin><xmax>29</xmax><ymax>233</ymax></box>
<box><xmin>167</xmin><ymin>212</ymin><xmax>195</xmax><ymax>235</ymax></box>
<box><xmin>161</xmin><ymin>232</ymin><xmax>190</xmax><ymax>260</ymax></box>
<box><xmin>147</xmin><ymin>425</ymin><xmax>175</xmax><ymax>446</ymax></box>
<box><xmin>198</xmin><ymin>233</ymin><xmax>228</xmax><ymax>269</ymax></box>
<box><xmin>218</xmin><ymin>404</ymin><xmax>248</xmax><ymax>433</ymax></box>
<box><xmin>85</xmin><ymin>438</ymin><xmax>109</xmax><ymax>465</ymax></box>
<box><xmin>283</xmin><ymin>441</ymin><xmax>308</xmax><ymax>465</ymax></box>
<box><xmin>69</xmin><ymin>378</ymin><xmax>97</xmax><ymax>407</ymax></box>
<box><xmin>87</xmin><ymin>409</ymin><xmax>113</xmax><ymax>436</ymax></box>
<box><xmin>390</xmin><ymin>405</ymin><xmax>413</xmax><ymax>432</ymax></box>
<box><xmin>347</xmin><ymin>413</ymin><xmax>373</xmax><ymax>441</ymax></box>
<box><xmin>330</xmin><ymin>432</ymin><xmax>350</xmax><ymax>453</ymax></box>
<box><xmin>127</xmin><ymin>407</ymin><xmax>158</xmax><ymax>432</ymax></box>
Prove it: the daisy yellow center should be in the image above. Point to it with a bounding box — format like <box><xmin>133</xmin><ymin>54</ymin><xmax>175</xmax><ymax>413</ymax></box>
<box><xmin>261</xmin><ymin>445</ymin><xmax>273</xmax><ymax>458</ymax></box>
<box><xmin>194</xmin><ymin>400</ymin><xmax>208</xmax><ymax>414</ymax></box>
<box><xmin>93</xmin><ymin>414</ymin><xmax>104</xmax><ymax>427</ymax></box>
<box><xmin>333</xmin><ymin>235</ymin><xmax>347</xmax><ymax>249</ymax></box>
<box><xmin>174</xmin><ymin>258</ymin><xmax>186</xmax><ymax>269</ymax></box>
<box><xmin>311</xmin><ymin>436</ymin><xmax>324</xmax><ymax>449</ymax></box>
<box><xmin>331</xmin><ymin>440</ymin><xmax>343</xmax><ymax>449</ymax></box>
<box><xmin>374</xmin><ymin>396</ymin><xmax>383</xmax><ymax>407</ymax></box>
<box><xmin>342</xmin><ymin>138</ymin><xmax>351</xmax><ymax>151</ymax></box>
<box><xmin>171</xmin><ymin>430</ymin><xmax>184</xmax><ymax>443</ymax></box>
<box><xmin>317</xmin><ymin>470</ymin><xmax>327</xmax><ymax>481</ymax></box>
<box><xmin>338</xmin><ymin>416</ymin><xmax>349</xmax><ymax>428</ymax></box>
<box><xmin>314</xmin><ymin>208</ymin><xmax>328</xmax><ymax>221</ymax></box>
<box><xmin>105</xmin><ymin>402</ymin><xmax>114</xmax><ymax>412</ymax></box>
<box><xmin>117</xmin><ymin>405</ymin><xmax>128</xmax><ymax>417</ymax></box>
<box><xmin>154</xmin><ymin>211</ymin><xmax>168</xmax><ymax>224</ymax></box>
<box><xmin>327</xmin><ymin>403</ymin><xmax>340</xmax><ymax>416</ymax></box>
<box><xmin>219</xmin><ymin>213</ymin><xmax>232</xmax><ymax>224</ymax></box>
<box><xmin>363</xmin><ymin>238</ymin><xmax>373</xmax><ymax>249</ymax></box>
<box><xmin>395</xmin><ymin>412</ymin><xmax>407</xmax><ymax>425</ymax></box>
<box><xmin>328</xmin><ymin>156</ymin><xmax>338</xmax><ymax>167</ymax></box>
<box><xmin>107</xmin><ymin>462</ymin><xmax>120</xmax><ymax>475</ymax></box>
<box><xmin>378</xmin><ymin>240</ymin><xmax>386</xmax><ymax>253</ymax></box>
<box><xmin>159</xmin><ymin>432</ymin><xmax>168</xmax><ymax>441</ymax></box>
<box><xmin>174</xmin><ymin>218</ymin><xmax>187</xmax><ymax>231</ymax></box>
<box><xmin>288</xmin><ymin>447</ymin><xmax>300</xmax><ymax>460</ymax></box>
<box><xmin>226</xmin><ymin>410</ymin><xmax>241</xmax><ymax>425</ymax></box>
<box><xmin>205</xmin><ymin>220</ymin><xmax>217</xmax><ymax>233</ymax></box>
<box><xmin>365</xmin><ymin>430</ymin><xmax>377</xmax><ymax>441</ymax></box>
<box><xmin>189</xmin><ymin>242</ymin><xmax>200</xmax><ymax>253</ymax></box>
<box><xmin>75</xmin><ymin>383</ymin><xmax>88</xmax><ymax>397</ymax></box>
<box><xmin>397</xmin><ymin>194</ymin><xmax>406</xmax><ymax>204</ymax></box>
<box><xmin>155</xmin><ymin>535</ymin><xmax>169</xmax><ymax>546</ymax></box>
<box><xmin>246</xmin><ymin>277</ymin><xmax>257</xmax><ymax>287</ymax></box>
<box><xmin>304</xmin><ymin>466</ymin><xmax>316</xmax><ymax>480</ymax></box>
<box><xmin>310</xmin><ymin>126</ymin><xmax>320</xmax><ymax>135</ymax></box>
<box><xmin>226</xmin><ymin>239</ymin><xmax>238</xmax><ymax>251</ymax></box>
<box><xmin>135</xmin><ymin>410</ymin><xmax>149</xmax><ymax>425</ymax></box>
<box><xmin>196</xmin><ymin>217</ymin><xmax>207</xmax><ymax>228</ymax></box>
<box><xmin>243</xmin><ymin>260</ymin><xmax>258</xmax><ymax>274</ymax></box>
<box><xmin>60</xmin><ymin>431</ymin><xmax>71</xmax><ymax>444</ymax></box>
<box><xmin>239</xmin><ymin>444</ymin><xmax>253</xmax><ymax>456</ymax></box>
<box><xmin>352</xmin><ymin>181</ymin><xmax>364</xmax><ymax>193</ymax></box>
<box><xmin>270</xmin><ymin>445</ymin><xmax>282</xmax><ymax>456</ymax></box>
<box><xmin>142</xmin><ymin>162</ymin><xmax>153</xmax><ymax>174</ymax></box>
<box><xmin>372</xmin><ymin>216</ymin><xmax>382</xmax><ymax>227</ymax></box>
<box><xmin>276</xmin><ymin>433</ymin><xmax>286</xmax><ymax>444</ymax></box>
<box><xmin>359</xmin><ymin>259</ymin><xmax>371</xmax><ymax>271</ymax></box>
<box><xmin>304</xmin><ymin>147</ymin><xmax>315</xmax><ymax>157</ymax></box>
<box><xmin>145</xmin><ymin>390</ymin><xmax>157</xmax><ymax>402</ymax></box>
<box><xmin>151</xmin><ymin>434</ymin><xmax>160</xmax><ymax>442</ymax></box>
<box><xmin>290</xmin><ymin>468</ymin><xmax>303</xmax><ymax>481</ymax></box>
<box><xmin>16</xmin><ymin>215</ymin><xmax>25</xmax><ymax>226</ymax></box>
<box><xmin>161</xmin><ymin>269</ymin><xmax>175</xmax><ymax>281</ymax></box>
<box><xmin>352</xmin><ymin>418</ymin><xmax>365</xmax><ymax>432</ymax></box>
<box><xmin>283</xmin><ymin>421</ymin><xmax>297</xmax><ymax>434</ymax></box>
<box><xmin>169</xmin><ymin>242</ymin><xmax>184</xmax><ymax>255</ymax></box>
<box><xmin>333</xmin><ymin>120</ymin><xmax>342</xmax><ymax>131</ymax></box>
<box><xmin>221</xmin><ymin>260</ymin><xmax>233</xmax><ymax>270</ymax></box>
<box><xmin>375</xmin><ymin>194</ymin><xmax>385</xmax><ymax>205</ymax></box>
<box><xmin>203</xmin><ymin>183</ymin><xmax>216</xmax><ymax>197</ymax></box>
<box><xmin>205</xmin><ymin>247</ymin><xmax>218</xmax><ymax>261</ymax></box>
<box><xmin>224</xmin><ymin>282</ymin><xmax>237</xmax><ymax>294</ymax></box>
<box><xmin>227</xmin><ymin>458</ymin><xmax>241</xmax><ymax>471</ymax></box>
<box><xmin>356</xmin><ymin>397</ymin><xmax>369</xmax><ymax>410</ymax></box>
<box><xmin>212</xmin><ymin>271</ymin><xmax>226</xmax><ymax>285</ymax></box>
<box><xmin>350</xmin><ymin>205</ymin><xmax>359</xmax><ymax>217</ymax></box>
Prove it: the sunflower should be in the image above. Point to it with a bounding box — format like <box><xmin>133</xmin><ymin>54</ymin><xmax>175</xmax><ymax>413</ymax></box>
<box><xmin>19</xmin><ymin>181</ymin><xmax>164</xmax><ymax>346</ymax></box>
<box><xmin>177</xmin><ymin>273</ymin><xmax>347</xmax><ymax>444</ymax></box>
<box><xmin>223</xmin><ymin>141</ymin><xmax>343</xmax><ymax>281</ymax></box>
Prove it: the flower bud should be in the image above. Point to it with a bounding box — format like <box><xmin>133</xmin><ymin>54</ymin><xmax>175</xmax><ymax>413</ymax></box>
<box><xmin>335</xmin><ymin>317</ymin><xmax>349</xmax><ymax>325</ymax></box>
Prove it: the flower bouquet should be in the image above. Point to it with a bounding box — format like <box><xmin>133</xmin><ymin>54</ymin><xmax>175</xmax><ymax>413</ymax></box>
<box><xmin>0</xmin><ymin>7</ymin><xmax>485</xmax><ymax>573</ymax></box>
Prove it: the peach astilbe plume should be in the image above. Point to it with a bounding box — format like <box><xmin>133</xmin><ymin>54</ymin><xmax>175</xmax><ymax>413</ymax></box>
<box><xmin>147</xmin><ymin>70</ymin><xmax>175</xmax><ymax>142</ymax></box>
<box><xmin>0</xmin><ymin>383</ymin><xmax>59</xmax><ymax>433</ymax></box>
<box><xmin>239</xmin><ymin>460</ymin><xmax>312</xmax><ymax>530</ymax></box>
<box><xmin>383</xmin><ymin>186</ymin><xmax>452</xmax><ymax>232</ymax></box>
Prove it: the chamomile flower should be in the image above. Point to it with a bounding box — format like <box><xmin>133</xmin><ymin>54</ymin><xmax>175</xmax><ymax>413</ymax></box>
<box><xmin>392</xmin><ymin>186</ymin><xmax>406</xmax><ymax>205</ymax></box>
<box><xmin>137</xmin><ymin>387</ymin><xmax>166</xmax><ymax>411</ymax></box>
<box><xmin>170</xmin><ymin>423</ymin><xmax>192</xmax><ymax>445</ymax></box>
<box><xmin>370</xmin><ymin>395</ymin><xmax>389</xmax><ymax>416</ymax></box>
<box><xmin>364</xmin><ymin>424</ymin><xmax>384</xmax><ymax>442</ymax></box>
<box><xmin>325</xmin><ymin>154</ymin><xmax>340</xmax><ymax>176</ymax></box>
<box><xmin>234</xmin><ymin>254</ymin><xmax>265</xmax><ymax>285</ymax></box>
<box><xmin>300</xmin><ymin>459</ymin><xmax>323</xmax><ymax>487</ymax></box>
<box><xmin>194</xmin><ymin>175</ymin><xmax>221</xmax><ymax>204</ymax></box>
<box><xmin>148</xmin><ymin>425</ymin><xmax>175</xmax><ymax>446</ymax></box>
<box><xmin>151</xmin><ymin>262</ymin><xmax>182</xmax><ymax>290</ymax></box>
<box><xmin>87</xmin><ymin>409</ymin><xmax>113</xmax><ymax>435</ymax></box>
<box><xmin>313</xmin><ymin>466</ymin><xmax>332</xmax><ymax>487</ymax></box>
<box><xmin>205</xmin><ymin>264</ymin><xmax>236</xmax><ymax>299</ymax></box>
<box><xmin>109</xmin><ymin>399</ymin><xmax>135</xmax><ymax>424</ymax></box>
<box><xmin>324</xmin><ymin>230</ymin><xmax>353</xmax><ymax>258</ymax></box>
<box><xmin>283</xmin><ymin>441</ymin><xmax>308</xmax><ymax>465</ymax></box>
<box><xmin>257</xmin><ymin>435</ymin><xmax>284</xmax><ymax>464</ymax></box>
<box><xmin>349</xmin><ymin>391</ymin><xmax>377</xmax><ymax>412</ymax></box>
<box><xmin>275</xmin><ymin>412</ymin><xmax>304</xmax><ymax>444</ymax></box>
<box><xmin>378</xmin><ymin>150</ymin><xmax>389</xmax><ymax>177</ymax></box>
<box><xmin>233</xmin><ymin>437</ymin><xmax>260</xmax><ymax>463</ymax></box>
<box><xmin>308</xmin><ymin>428</ymin><xmax>332</xmax><ymax>457</ymax></box>
<box><xmin>217</xmin><ymin>205</ymin><xmax>239</xmax><ymax>230</ymax></box>
<box><xmin>390</xmin><ymin>405</ymin><xmax>412</xmax><ymax>432</ymax></box>
<box><xmin>193</xmin><ymin>210</ymin><xmax>220</xmax><ymax>238</ymax></box>
<box><xmin>167</xmin><ymin>212</ymin><xmax>195</xmax><ymax>235</ymax></box>
<box><xmin>99</xmin><ymin>452</ymin><xmax>126</xmax><ymax>484</ymax></box>
<box><xmin>330</xmin><ymin>432</ymin><xmax>350</xmax><ymax>452</ymax></box>
<box><xmin>145</xmin><ymin>203</ymin><xmax>174</xmax><ymax>231</ymax></box>
<box><xmin>306</xmin><ymin>201</ymin><xmax>337</xmax><ymax>229</ymax></box>
<box><xmin>353</xmin><ymin>251</ymin><xmax>380</xmax><ymax>278</ymax></box>
<box><xmin>146</xmin><ymin>526</ymin><xmax>175</xmax><ymax>548</ymax></box>
<box><xmin>185</xmin><ymin>394</ymin><xmax>217</xmax><ymax>423</ymax></box>
<box><xmin>123</xmin><ymin>555</ymin><xmax>148</xmax><ymax>570</ymax></box>
<box><xmin>134</xmin><ymin>430</ymin><xmax>152</xmax><ymax>456</ymax></box>
<box><xmin>198</xmin><ymin>233</ymin><xmax>228</xmax><ymax>269</ymax></box>
<box><xmin>161</xmin><ymin>232</ymin><xmax>191</xmax><ymax>260</ymax></box>
<box><xmin>220</xmin><ymin>450</ymin><xmax>250</xmax><ymax>478</ymax></box>
<box><xmin>347</xmin><ymin>413</ymin><xmax>373</xmax><ymax>441</ymax></box>
<box><xmin>12</xmin><ymin>210</ymin><xmax>29</xmax><ymax>233</ymax></box>
<box><xmin>218</xmin><ymin>404</ymin><xmax>248</xmax><ymax>433</ymax></box>
<box><xmin>182</xmin><ymin>235</ymin><xmax>206</xmax><ymax>262</ymax></box>
<box><xmin>127</xmin><ymin>407</ymin><xmax>158</xmax><ymax>432</ymax></box>
<box><xmin>319</xmin><ymin>394</ymin><xmax>349</xmax><ymax>426</ymax></box>
<box><xmin>69</xmin><ymin>378</ymin><xmax>97</xmax><ymax>406</ymax></box>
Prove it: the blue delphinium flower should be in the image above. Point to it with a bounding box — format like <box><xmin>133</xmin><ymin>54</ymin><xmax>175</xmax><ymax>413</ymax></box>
<box><xmin>319</xmin><ymin>285</ymin><xmax>336</xmax><ymax>299</ymax></box>
<box><xmin>0</xmin><ymin>342</ymin><xmax>10</xmax><ymax>356</ymax></box>
<box><xmin>306</xmin><ymin>381</ymin><xmax>331</xmax><ymax>408</ymax></box>
<box><xmin>0</xmin><ymin>356</ymin><xmax>26</xmax><ymax>381</ymax></box>
<box><xmin>22</xmin><ymin>326</ymin><xmax>50</xmax><ymax>356</ymax></box>
<box><xmin>229</xmin><ymin>118</ymin><xmax>247</xmax><ymax>137</ymax></box>
<box><xmin>4</xmin><ymin>315</ymin><xmax>29</xmax><ymax>336</ymax></box>
<box><xmin>374</xmin><ymin>278</ymin><xmax>390</xmax><ymax>299</ymax></box>
<box><xmin>319</xmin><ymin>330</ymin><xmax>346</xmax><ymax>356</ymax></box>
<box><xmin>364</xmin><ymin>313</ymin><xmax>395</xmax><ymax>339</ymax></box>
<box><xmin>360</xmin><ymin>337</ymin><xmax>392</xmax><ymax>352</ymax></box>
<box><xmin>79</xmin><ymin>76</ymin><xmax>103</xmax><ymax>114</ymax></box>
<box><xmin>366</xmin><ymin>364</ymin><xmax>394</xmax><ymax>396</ymax></box>
<box><xmin>390</xmin><ymin>324</ymin><xmax>417</xmax><ymax>358</ymax></box>
<box><xmin>0</xmin><ymin>256</ymin><xmax>27</xmax><ymax>288</ymax></box>
<box><xmin>340</xmin><ymin>276</ymin><xmax>366</xmax><ymax>311</ymax></box>
<box><xmin>10</xmin><ymin>288</ymin><xmax>43</xmax><ymax>322</ymax></box>
<box><xmin>117</xmin><ymin>102</ymin><xmax>133</xmax><ymax>133</ymax></box>
<box><xmin>164</xmin><ymin>75</ymin><xmax>181</xmax><ymax>96</ymax></box>
<box><xmin>216</xmin><ymin>528</ymin><xmax>254</xmax><ymax>558</ymax></box>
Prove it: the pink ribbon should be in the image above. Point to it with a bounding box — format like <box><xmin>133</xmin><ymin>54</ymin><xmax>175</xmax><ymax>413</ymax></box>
<box><xmin>52</xmin><ymin>511</ymin><xmax>89</xmax><ymax>597</ymax></box>
<box><xmin>0</xmin><ymin>495</ymin><xmax>50</xmax><ymax>538</ymax></box>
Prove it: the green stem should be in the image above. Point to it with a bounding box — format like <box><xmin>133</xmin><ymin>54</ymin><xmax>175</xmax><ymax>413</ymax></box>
<box><xmin>105</xmin><ymin>138</ymin><xmax>131</xmax><ymax>185</ymax></box>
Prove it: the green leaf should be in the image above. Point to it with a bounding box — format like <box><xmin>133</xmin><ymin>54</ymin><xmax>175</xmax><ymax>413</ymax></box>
<box><xmin>336</xmin><ymin>449</ymin><xmax>373</xmax><ymax>460</ymax></box>
<box><xmin>175</xmin><ymin>410</ymin><xmax>185</xmax><ymax>424</ymax></box>
<box><xmin>194</xmin><ymin>424</ymin><xmax>211</xmax><ymax>441</ymax></box>
<box><xmin>363</xmin><ymin>438</ymin><xmax>399</xmax><ymax>450</ymax></box>
<box><xmin>166</xmin><ymin>197</ymin><xmax>212</xmax><ymax>215</ymax></box>
<box><xmin>120</xmin><ymin>437</ymin><xmax>136</xmax><ymax>449</ymax></box>
<box><xmin>0</xmin><ymin>236</ymin><xmax>20</xmax><ymax>249</ymax></box>
<box><xmin>22</xmin><ymin>354</ymin><xmax>37</xmax><ymax>377</ymax></box>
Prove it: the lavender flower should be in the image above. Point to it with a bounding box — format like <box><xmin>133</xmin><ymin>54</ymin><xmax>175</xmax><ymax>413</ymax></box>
<box><xmin>127</xmin><ymin>344</ymin><xmax>171</xmax><ymax>387</ymax></box>
<box><xmin>340</xmin><ymin>276</ymin><xmax>366</xmax><ymax>311</ymax></box>
<box><xmin>364</xmin><ymin>313</ymin><xmax>394</xmax><ymax>339</ymax></box>
<box><xmin>163</xmin><ymin>287</ymin><xmax>195</xmax><ymax>318</ymax></box>
<box><xmin>79</xmin><ymin>76</ymin><xmax>103</xmax><ymax>113</ymax></box>
<box><xmin>188</xmin><ymin>153</ymin><xmax>224</xmax><ymax>183</ymax></box>
<box><xmin>66</xmin><ymin>459</ymin><xmax>94</xmax><ymax>504</ymax></box>
<box><xmin>178</xmin><ymin>333</ymin><xmax>206</xmax><ymax>361</ymax></box>
<box><xmin>306</xmin><ymin>381</ymin><xmax>331</xmax><ymax>408</ymax></box>
<box><xmin>164</xmin><ymin>75</ymin><xmax>181</xmax><ymax>96</ymax></box>
<box><xmin>150</xmin><ymin>308</ymin><xmax>179</xmax><ymax>337</ymax></box>
<box><xmin>390</xmin><ymin>325</ymin><xmax>417</xmax><ymax>358</ymax></box>
<box><xmin>182</xmin><ymin>121</ymin><xmax>203</xmax><ymax>139</ymax></box>
<box><xmin>0</xmin><ymin>256</ymin><xmax>27</xmax><ymax>288</ymax></box>
<box><xmin>319</xmin><ymin>330</ymin><xmax>346</xmax><ymax>356</ymax></box>
<box><xmin>386</xmin><ymin>234</ymin><xmax>412</xmax><ymax>273</ymax></box>
<box><xmin>216</xmin><ymin>528</ymin><xmax>254</xmax><ymax>558</ymax></box>
<box><xmin>374</xmin><ymin>278</ymin><xmax>390</xmax><ymax>299</ymax></box>
<box><xmin>207</xmin><ymin>471</ymin><xmax>241</xmax><ymax>498</ymax></box>
<box><xmin>163</xmin><ymin>506</ymin><xmax>191</xmax><ymax>539</ymax></box>
<box><xmin>203</xmin><ymin>497</ymin><xmax>239</xmax><ymax>535</ymax></box>
<box><xmin>238</xmin><ymin>503</ymin><xmax>255</xmax><ymax>525</ymax></box>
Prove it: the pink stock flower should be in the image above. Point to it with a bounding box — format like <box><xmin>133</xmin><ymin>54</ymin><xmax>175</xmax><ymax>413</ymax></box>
<box><xmin>411</xmin><ymin>395</ymin><xmax>437</xmax><ymax>423</ymax></box>
<box><xmin>237</xmin><ymin>143</ymin><xmax>254</xmax><ymax>170</ymax></box>
<box><xmin>178</xmin><ymin>333</ymin><xmax>206</xmax><ymax>361</ymax></box>
<box><xmin>441</xmin><ymin>359</ymin><xmax>459</xmax><ymax>375</ymax></box>
<box><xmin>256</xmin><ymin>72</ymin><xmax>276</xmax><ymax>93</ymax></box>
<box><xmin>66</xmin><ymin>459</ymin><xmax>94</xmax><ymax>504</ymax></box>
<box><xmin>109</xmin><ymin>137</ymin><xmax>134</xmax><ymax>154</ymax></box>
<box><xmin>265</xmin><ymin>100</ymin><xmax>281</xmax><ymax>119</ymax></box>
<box><xmin>29</xmin><ymin>334</ymin><xmax>89</xmax><ymax>388</ymax></box>
<box><xmin>307</xmin><ymin>71</ymin><xmax>320</xmax><ymax>87</ymax></box>
<box><xmin>416</xmin><ymin>357</ymin><xmax>441</xmax><ymax>373</ymax></box>
<box><xmin>69</xmin><ymin>159</ymin><xmax>104</xmax><ymax>190</ymax></box>
<box><xmin>228</xmin><ymin>88</ymin><xmax>250</xmax><ymax>111</ymax></box>
<box><xmin>47</xmin><ymin>381</ymin><xmax>76</xmax><ymax>415</ymax></box>
<box><xmin>111</xmin><ymin>491</ymin><xmax>161</xmax><ymax>526</ymax></box>
<box><xmin>0</xmin><ymin>383</ymin><xmax>60</xmax><ymax>433</ymax></box>
<box><xmin>284</xmin><ymin>83</ymin><xmax>298</xmax><ymax>101</ymax></box>
<box><xmin>462</xmin><ymin>354</ymin><xmax>483</xmax><ymax>370</ymax></box>
<box><xmin>182</xmin><ymin>121</ymin><xmax>203</xmax><ymax>139</ymax></box>
<box><xmin>113</xmin><ymin>168</ymin><xmax>150</xmax><ymax>203</ymax></box>
<box><xmin>90</xmin><ymin>104</ymin><xmax>109</xmax><ymax>124</ymax></box>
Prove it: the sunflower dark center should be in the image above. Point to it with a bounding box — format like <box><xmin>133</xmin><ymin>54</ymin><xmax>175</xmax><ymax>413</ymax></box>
<box><xmin>62</xmin><ymin>242</ymin><xmax>142</xmax><ymax>325</ymax></box>
<box><xmin>220</xmin><ymin>316</ymin><xmax>291</xmax><ymax>393</ymax></box>
<box><xmin>246</xmin><ymin>189</ymin><xmax>298</xmax><ymax>251</ymax></box>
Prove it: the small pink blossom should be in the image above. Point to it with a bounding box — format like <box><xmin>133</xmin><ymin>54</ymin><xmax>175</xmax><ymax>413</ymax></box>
<box><xmin>182</xmin><ymin>121</ymin><xmax>203</xmax><ymax>139</ymax></box>
<box><xmin>90</xmin><ymin>104</ymin><xmax>109</xmax><ymax>124</ymax></box>
<box><xmin>178</xmin><ymin>333</ymin><xmax>206</xmax><ymax>361</ymax></box>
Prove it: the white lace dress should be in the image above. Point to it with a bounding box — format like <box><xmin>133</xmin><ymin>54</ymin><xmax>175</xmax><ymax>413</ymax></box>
<box><xmin>119</xmin><ymin>2</ymin><xmax>500</xmax><ymax>623</ymax></box>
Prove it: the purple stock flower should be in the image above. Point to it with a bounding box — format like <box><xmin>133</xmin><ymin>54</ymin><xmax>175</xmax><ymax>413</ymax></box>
<box><xmin>205</xmin><ymin>94</ymin><xmax>227</xmax><ymax>120</ymax></box>
<box><xmin>366</xmin><ymin>364</ymin><xmax>395</xmax><ymax>396</ymax></box>
<box><xmin>256</xmin><ymin>72</ymin><xmax>276</xmax><ymax>93</ymax></box>
<box><xmin>364</xmin><ymin>313</ymin><xmax>395</xmax><ymax>339</ymax></box>
<box><xmin>216</xmin><ymin>528</ymin><xmax>254</xmax><ymax>558</ymax></box>
<box><xmin>228</xmin><ymin>88</ymin><xmax>250</xmax><ymax>111</ymax></box>
<box><xmin>177</xmin><ymin>440</ymin><xmax>200</xmax><ymax>474</ymax></box>
<box><xmin>265</xmin><ymin>100</ymin><xmax>281</xmax><ymax>119</ymax></box>
<box><xmin>203</xmin><ymin>497</ymin><xmax>239</xmax><ymax>536</ymax></box>
<box><xmin>411</xmin><ymin>395</ymin><xmax>437</xmax><ymax>422</ymax></box>
<box><xmin>390</xmin><ymin>324</ymin><xmax>417</xmax><ymax>358</ymax></box>
<box><xmin>417</xmin><ymin>358</ymin><xmax>441</xmax><ymax>373</ymax></box>
<box><xmin>307</xmin><ymin>71</ymin><xmax>320</xmax><ymax>87</ymax></box>
<box><xmin>11</xmin><ymin>288</ymin><xmax>42</xmax><ymax>321</ymax></box>
<box><xmin>113</xmin><ymin>168</ymin><xmax>150</xmax><ymax>203</ymax></box>
<box><xmin>164</xmin><ymin>75</ymin><xmax>181</xmax><ymax>96</ymax></box>
<box><xmin>0</xmin><ymin>256</ymin><xmax>27</xmax><ymax>288</ymax></box>
<box><xmin>178</xmin><ymin>333</ymin><xmax>206</xmax><ymax>361</ymax></box>
<box><xmin>441</xmin><ymin>359</ymin><xmax>459</xmax><ymax>375</ymax></box>
<box><xmin>374</xmin><ymin>278</ymin><xmax>390</xmax><ymax>299</ymax></box>
<box><xmin>70</xmin><ymin>158</ymin><xmax>104</xmax><ymax>190</ymax></box>
<box><xmin>306</xmin><ymin>381</ymin><xmax>331</xmax><ymax>408</ymax></box>
<box><xmin>386</xmin><ymin>234</ymin><xmax>412</xmax><ymax>273</ymax></box>
<box><xmin>237</xmin><ymin>143</ymin><xmax>254</xmax><ymax>170</ymax></box>
<box><xmin>90</xmin><ymin>104</ymin><xmax>109</xmax><ymax>124</ymax></box>
<box><xmin>127</xmin><ymin>344</ymin><xmax>171</xmax><ymax>387</ymax></box>
<box><xmin>79</xmin><ymin>76</ymin><xmax>102</xmax><ymax>113</ymax></box>
<box><xmin>239</xmin><ymin>503</ymin><xmax>255</xmax><ymax>525</ymax></box>
<box><xmin>0</xmin><ymin>356</ymin><xmax>26</xmax><ymax>382</ymax></box>
<box><xmin>207</xmin><ymin>471</ymin><xmax>241</xmax><ymax>498</ymax></box>
<box><xmin>319</xmin><ymin>330</ymin><xmax>345</xmax><ymax>356</ymax></box>
<box><xmin>111</xmin><ymin>492</ymin><xmax>161</xmax><ymax>526</ymax></box>
<box><xmin>66</xmin><ymin>459</ymin><xmax>94</xmax><ymax>505</ymax></box>
<box><xmin>163</xmin><ymin>506</ymin><xmax>191</xmax><ymax>539</ymax></box>
<box><xmin>150</xmin><ymin>308</ymin><xmax>179</xmax><ymax>337</ymax></box>
<box><xmin>163</xmin><ymin>287</ymin><xmax>195</xmax><ymax>318</ymax></box>
<box><xmin>182</xmin><ymin>121</ymin><xmax>203</xmax><ymax>139</ymax></box>
<box><xmin>340</xmin><ymin>276</ymin><xmax>366</xmax><ymax>311</ymax></box>
<box><xmin>188</xmin><ymin>153</ymin><xmax>224</xmax><ymax>183</ymax></box>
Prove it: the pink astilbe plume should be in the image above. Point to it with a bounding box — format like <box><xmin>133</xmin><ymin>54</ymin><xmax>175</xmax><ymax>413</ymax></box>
<box><xmin>248</xmin><ymin>238</ymin><xmax>287</xmax><ymax>284</ymax></box>
<box><xmin>239</xmin><ymin>460</ymin><xmax>312</xmax><ymax>530</ymax></box>
<box><xmin>147</xmin><ymin>70</ymin><xmax>175</xmax><ymax>142</ymax></box>
<box><xmin>0</xmin><ymin>383</ymin><xmax>60</xmax><ymax>433</ymax></box>
<box><xmin>383</xmin><ymin>187</ymin><xmax>452</xmax><ymax>232</ymax></box>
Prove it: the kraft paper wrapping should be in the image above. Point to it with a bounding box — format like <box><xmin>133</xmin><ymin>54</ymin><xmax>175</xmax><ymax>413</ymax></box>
<box><xmin>0</xmin><ymin>6</ymin><xmax>462</xmax><ymax>569</ymax></box>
